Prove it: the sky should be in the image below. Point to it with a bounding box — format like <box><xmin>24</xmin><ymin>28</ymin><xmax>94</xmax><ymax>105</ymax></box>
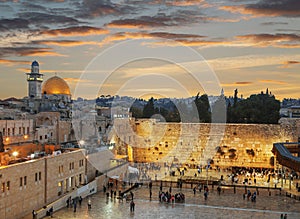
<box><xmin>0</xmin><ymin>0</ymin><xmax>299</xmax><ymax>100</ymax></box>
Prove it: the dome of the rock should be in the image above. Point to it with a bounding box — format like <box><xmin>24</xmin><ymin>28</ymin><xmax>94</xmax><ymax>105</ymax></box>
<box><xmin>42</xmin><ymin>76</ymin><xmax>71</xmax><ymax>95</ymax></box>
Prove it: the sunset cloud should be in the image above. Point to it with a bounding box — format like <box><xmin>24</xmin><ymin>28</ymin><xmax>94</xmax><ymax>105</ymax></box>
<box><xmin>77</xmin><ymin>0</ymin><xmax>133</xmax><ymax>18</ymax></box>
<box><xmin>34</xmin><ymin>40</ymin><xmax>99</xmax><ymax>47</ymax></box>
<box><xmin>0</xmin><ymin>59</ymin><xmax>30</xmax><ymax>66</ymax></box>
<box><xmin>107</xmin><ymin>9</ymin><xmax>209</xmax><ymax>29</ymax></box>
<box><xmin>0</xmin><ymin>47</ymin><xmax>65</xmax><ymax>58</ymax></box>
<box><xmin>259</xmin><ymin>79</ymin><xmax>287</xmax><ymax>85</ymax></box>
<box><xmin>221</xmin><ymin>82</ymin><xmax>253</xmax><ymax>87</ymax></box>
<box><xmin>221</xmin><ymin>0</ymin><xmax>300</xmax><ymax>17</ymax></box>
<box><xmin>280</xmin><ymin>60</ymin><xmax>300</xmax><ymax>68</ymax></box>
<box><xmin>18</xmin><ymin>12</ymin><xmax>80</xmax><ymax>26</ymax></box>
<box><xmin>236</xmin><ymin>33</ymin><xmax>300</xmax><ymax>48</ymax></box>
<box><xmin>41</xmin><ymin>26</ymin><xmax>109</xmax><ymax>37</ymax></box>
<box><xmin>99</xmin><ymin>31</ymin><xmax>207</xmax><ymax>46</ymax></box>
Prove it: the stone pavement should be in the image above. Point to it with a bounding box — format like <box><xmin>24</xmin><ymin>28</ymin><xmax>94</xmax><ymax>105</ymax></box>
<box><xmin>46</xmin><ymin>185</ymin><xmax>300</xmax><ymax>219</ymax></box>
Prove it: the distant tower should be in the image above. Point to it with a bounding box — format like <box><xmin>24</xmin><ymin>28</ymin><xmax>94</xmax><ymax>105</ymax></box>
<box><xmin>26</xmin><ymin>60</ymin><xmax>43</xmax><ymax>98</ymax></box>
<box><xmin>220</xmin><ymin>88</ymin><xmax>224</xmax><ymax>96</ymax></box>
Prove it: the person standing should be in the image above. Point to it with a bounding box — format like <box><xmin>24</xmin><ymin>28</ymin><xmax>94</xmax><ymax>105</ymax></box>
<box><xmin>87</xmin><ymin>198</ymin><xmax>91</xmax><ymax>210</ymax></box>
<box><xmin>130</xmin><ymin>191</ymin><xmax>134</xmax><ymax>200</ymax></box>
<box><xmin>32</xmin><ymin>210</ymin><xmax>37</xmax><ymax>219</ymax></box>
<box><xmin>217</xmin><ymin>186</ymin><xmax>221</xmax><ymax>195</ymax></box>
<box><xmin>73</xmin><ymin>201</ymin><xmax>77</xmax><ymax>212</ymax></box>
<box><xmin>78</xmin><ymin>196</ymin><xmax>82</xmax><ymax>206</ymax></box>
<box><xmin>130</xmin><ymin>200</ymin><xmax>135</xmax><ymax>212</ymax></box>
<box><xmin>204</xmin><ymin>191</ymin><xmax>208</xmax><ymax>200</ymax></box>
<box><xmin>49</xmin><ymin>206</ymin><xmax>53</xmax><ymax>218</ymax></box>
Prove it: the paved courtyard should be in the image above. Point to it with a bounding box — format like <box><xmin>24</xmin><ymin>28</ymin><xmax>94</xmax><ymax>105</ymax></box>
<box><xmin>48</xmin><ymin>185</ymin><xmax>300</xmax><ymax>219</ymax></box>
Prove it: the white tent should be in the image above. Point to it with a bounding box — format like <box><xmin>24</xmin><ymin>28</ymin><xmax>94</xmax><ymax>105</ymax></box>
<box><xmin>128</xmin><ymin>166</ymin><xmax>139</xmax><ymax>175</ymax></box>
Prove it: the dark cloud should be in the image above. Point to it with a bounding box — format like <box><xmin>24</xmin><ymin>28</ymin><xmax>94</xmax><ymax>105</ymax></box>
<box><xmin>40</xmin><ymin>26</ymin><xmax>109</xmax><ymax>36</ymax></box>
<box><xmin>235</xmin><ymin>81</ymin><xmax>252</xmax><ymax>85</ymax></box>
<box><xmin>261</xmin><ymin>22</ymin><xmax>288</xmax><ymax>25</ymax></box>
<box><xmin>237</xmin><ymin>33</ymin><xmax>300</xmax><ymax>41</ymax></box>
<box><xmin>0</xmin><ymin>47</ymin><xmax>63</xmax><ymax>58</ymax></box>
<box><xmin>18</xmin><ymin>12</ymin><xmax>80</xmax><ymax>26</ymax></box>
<box><xmin>236</xmin><ymin>33</ymin><xmax>300</xmax><ymax>48</ymax></box>
<box><xmin>77</xmin><ymin>0</ymin><xmax>134</xmax><ymax>18</ymax></box>
<box><xmin>107</xmin><ymin>10</ymin><xmax>206</xmax><ymax>28</ymax></box>
<box><xmin>221</xmin><ymin>0</ymin><xmax>300</xmax><ymax>17</ymax></box>
<box><xmin>20</xmin><ymin>2</ymin><xmax>48</xmax><ymax>12</ymax></box>
<box><xmin>0</xmin><ymin>18</ymin><xmax>30</xmax><ymax>31</ymax></box>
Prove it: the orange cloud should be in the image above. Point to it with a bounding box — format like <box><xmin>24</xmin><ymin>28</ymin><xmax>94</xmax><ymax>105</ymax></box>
<box><xmin>0</xmin><ymin>59</ymin><xmax>30</xmax><ymax>66</ymax></box>
<box><xmin>259</xmin><ymin>80</ymin><xmax>287</xmax><ymax>85</ymax></box>
<box><xmin>25</xmin><ymin>50</ymin><xmax>66</xmax><ymax>57</ymax></box>
<box><xmin>236</xmin><ymin>33</ymin><xmax>300</xmax><ymax>48</ymax></box>
<box><xmin>222</xmin><ymin>82</ymin><xmax>253</xmax><ymax>87</ymax></box>
<box><xmin>41</xmin><ymin>26</ymin><xmax>109</xmax><ymax>37</ymax></box>
<box><xmin>35</xmin><ymin>40</ymin><xmax>99</xmax><ymax>47</ymax></box>
<box><xmin>166</xmin><ymin>0</ymin><xmax>205</xmax><ymax>6</ymax></box>
<box><xmin>235</xmin><ymin>81</ymin><xmax>252</xmax><ymax>85</ymax></box>
<box><xmin>280</xmin><ymin>60</ymin><xmax>300</xmax><ymax>68</ymax></box>
<box><xmin>99</xmin><ymin>31</ymin><xmax>230</xmax><ymax>48</ymax></box>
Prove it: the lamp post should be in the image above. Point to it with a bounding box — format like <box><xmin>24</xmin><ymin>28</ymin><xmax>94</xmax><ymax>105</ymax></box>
<box><xmin>12</xmin><ymin>151</ymin><xmax>18</xmax><ymax>160</ymax></box>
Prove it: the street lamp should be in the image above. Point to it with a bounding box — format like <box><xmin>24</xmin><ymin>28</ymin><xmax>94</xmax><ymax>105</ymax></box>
<box><xmin>12</xmin><ymin>151</ymin><xmax>18</xmax><ymax>160</ymax></box>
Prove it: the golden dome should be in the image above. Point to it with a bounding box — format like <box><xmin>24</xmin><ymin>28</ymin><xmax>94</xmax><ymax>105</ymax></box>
<box><xmin>42</xmin><ymin>76</ymin><xmax>71</xmax><ymax>95</ymax></box>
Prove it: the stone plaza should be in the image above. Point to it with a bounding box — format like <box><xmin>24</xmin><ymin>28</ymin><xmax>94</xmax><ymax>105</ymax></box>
<box><xmin>47</xmin><ymin>184</ymin><xmax>300</xmax><ymax>219</ymax></box>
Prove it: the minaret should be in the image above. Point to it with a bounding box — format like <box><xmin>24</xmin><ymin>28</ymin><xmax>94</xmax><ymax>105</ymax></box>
<box><xmin>26</xmin><ymin>60</ymin><xmax>43</xmax><ymax>98</ymax></box>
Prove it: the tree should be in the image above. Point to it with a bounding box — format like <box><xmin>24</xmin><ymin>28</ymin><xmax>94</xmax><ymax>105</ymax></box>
<box><xmin>233</xmin><ymin>89</ymin><xmax>238</xmax><ymax>106</ymax></box>
<box><xmin>227</xmin><ymin>92</ymin><xmax>280</xmax><ymax>124</ymax></box>
<box><xmin>194</xmin><ymin>93</ymin><xmax>211</xmax><ymax>123</ymax></box>
<box><xmin>142</xmin><ymin>97</ymin><xmax>155</xmax><ymax>118</ymax></box>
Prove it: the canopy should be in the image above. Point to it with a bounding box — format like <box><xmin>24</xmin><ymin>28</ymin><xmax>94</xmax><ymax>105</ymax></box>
<box><xmin>128</xmin><ymin>166</ymin><xmax>139</xmax><ymax>174</ymax></box>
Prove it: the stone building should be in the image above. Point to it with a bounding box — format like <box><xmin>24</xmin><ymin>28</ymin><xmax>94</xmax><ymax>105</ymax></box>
<box><xmin>25</xmin><ymin>61</ymin><xmax>72</xmax><ymax>118</ymax></box>
<box><xmin>0</xmin><ymin>149</ymin><xmax>86</xmax><ymax>219</ymax></box>
<box><xmin>0</xmin><ymin>119</ymin><xmax>34</xmax><ymax>145</ymax></box>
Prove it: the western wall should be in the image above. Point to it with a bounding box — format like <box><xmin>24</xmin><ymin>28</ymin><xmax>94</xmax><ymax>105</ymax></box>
<box><xmin>114</xmin><ymin>119</ymin><xmax>298</xmax><ymax>169</ymax></box>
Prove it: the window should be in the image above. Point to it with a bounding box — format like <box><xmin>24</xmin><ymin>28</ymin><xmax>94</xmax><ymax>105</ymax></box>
<box><xmin>39</xmin><ymin>136</ymin><xmax>42</xmax><ymax>140</ymax></box>
<box><xmin>59</xmin><ymin>165</ymin><xmax>64</xmax><ymax>174</ymax></box>
<box><xmin>6</xmin><ymin>181</ymin><xmax>10</xmax><ymax>191</ymax></box>
<box><xmin>20</xmin><ymin>177</ymin><xmax>23</xmax><ymax>187</ymax></box>
<box><xmin>8</xmin><ymin>128</ymin><xmax>10</xmax><ymax>136</ymax></box>
<box><xmin>2</xmin><ymin>128</ymin><xmax>5</xmax><ymax>135</ymax></box>
<box><xmin>23</xmin><ymin>127</ymin><xmax>25</xmax><ymax>134</ymax></box>
<box><xmin>12</xmin><ymin>128</ymin><xmax>15</xmax><ymax>135</ymax></box>
<box><xmin>72</xmin><ymin>162</ymin><xmax>74</xmax><ymax>169</ymax></box>
<box><xmin>79</xmin><ymin>159</ymin><xmax>84</xmax><ymax>167</ymax></box>
<box><xmin>1</xmin><ymin>182</ymin><xmax>5</xmax><ymax>192</ymax></box>
<box><xmin>27</xmin><ymin>127</ymin><xmax>29</xmax><ymax>134</ymax></box>
<box><xmin>45</xmin><ymin>135</ymin><xmax>47</xmax><ymax>139</ymax></box>
<box><xmin>39</xmin><ymin>172</ymin><xmax>41</xmax><ymax>181</ymax></box>
<box><xmin>19</xmin><ymin>127</ymin><xmax>21</xmax><ymax>135</ymax></box>
<box><xmin>24</xmin><ymin>176</ymin><xmax>27</xmax><ymax>186</ymax></box>
<box><xmin>35</xmin><ymin>173</ymin><xmax>38</xmax><ymax>182</ymax></box>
